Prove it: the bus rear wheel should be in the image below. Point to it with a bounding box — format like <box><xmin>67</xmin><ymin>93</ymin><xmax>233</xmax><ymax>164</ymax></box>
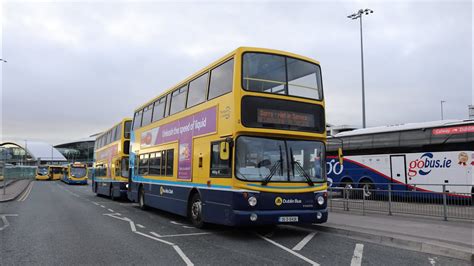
<box><xmin>139</xmin><ymin>186</ymin><xmax>147</xmax><ymax>210</ymax></box>
<box><xmin>189</xmin><ymin>193</ymin><xmax>204</xmax><ymax>228</ymax></box>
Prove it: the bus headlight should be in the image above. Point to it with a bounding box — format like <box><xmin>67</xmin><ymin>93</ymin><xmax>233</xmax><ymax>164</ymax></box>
<box><xmin>125</xmin><ymin>183</ymin><xmax>129</xmax><ymax>189</ymax></box>
<box><xmin>316</xmin><ymin>212</ymin><xmax>322</xmax><ymax>219</ymax></box>
<box><xmin>250</xmin><ymin>213</ymin><xmax>258</xmax><ymax>222</ymax></box>
<box><xmin>248</xmin><ymin>196</ymin><xmax>257</xmax><ymax>207</ymax></box>
<box><xmin>317</xmin><ymin>195</ymin><xmax>325</xmax><ymax>205</ymax></box>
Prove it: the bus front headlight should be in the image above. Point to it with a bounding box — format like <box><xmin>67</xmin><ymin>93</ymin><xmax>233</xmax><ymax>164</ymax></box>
<box><xmin>248</xmin><ymin>196</ymin><xmax>257</xmax><ymax>207</ymax></box>
<box><xmin>317</xmin><ymin>195</ymin><xmax>325</xmax><ymax>206</ymax></box>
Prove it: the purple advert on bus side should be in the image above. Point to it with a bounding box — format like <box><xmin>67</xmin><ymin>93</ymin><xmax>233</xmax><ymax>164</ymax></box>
<box><xmin>140</xmin><ymin>106</ymin><xmax>217</xmax><ymax>180</ymax></box>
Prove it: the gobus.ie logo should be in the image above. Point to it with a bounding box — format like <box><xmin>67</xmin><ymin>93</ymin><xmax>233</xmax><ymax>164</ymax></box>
<box><xmin>408</xmin><ymin>152</ymin><xmax>452</xmax><ymax>177</ymax></box>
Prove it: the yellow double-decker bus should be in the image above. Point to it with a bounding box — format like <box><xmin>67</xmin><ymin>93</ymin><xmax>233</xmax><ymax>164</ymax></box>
<box><xmin>93</xmin><ymin>118</ymin><xmax>132</xmax><ymax>199</ymax></box>
<box><xmin>61</xmin><ymin>163</ymin><xmax>88</xmax><ymax>185</ymax></box>
<box><xmin>128</xmin><ymin>47</ymin><xmax>327</xmax><ymax>227</ymax></box>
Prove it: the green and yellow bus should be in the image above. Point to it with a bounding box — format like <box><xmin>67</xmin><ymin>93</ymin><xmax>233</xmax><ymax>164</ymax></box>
<box><xmin>128</xmin><ymin>47</ymin><xmax>327</xmax><ymax>227</ymax></box>
<box><xmin>61</xmin><ymin>163</ymin><xmax>88</xmax><ymax>185</ymax></box>
<box><xmin>35</xmin><ymin>165</ymin><xmax>50</xmax><ymax>181</ymax></box>
<box><xmin>93</xmin><ymin>118</ymin><xmax>132</xmax><ymax>199</ymax></box>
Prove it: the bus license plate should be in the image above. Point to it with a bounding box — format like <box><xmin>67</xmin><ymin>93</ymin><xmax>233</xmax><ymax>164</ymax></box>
<box><xmin>278</xmin><ymin>216</ymin><xmax>298</xmax><ymax>223</ymax></box>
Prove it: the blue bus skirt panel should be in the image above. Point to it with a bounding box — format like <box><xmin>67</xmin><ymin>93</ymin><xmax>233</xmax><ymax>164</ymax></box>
<box><xmin>129</xmin><ymin>181</ymin><xmax>328</xmax><ymax>226</ymax></box>
<box><xmin>65</xmin><ymin>179</ymin><xmax>87</xmax><ymax>185</ymax></box>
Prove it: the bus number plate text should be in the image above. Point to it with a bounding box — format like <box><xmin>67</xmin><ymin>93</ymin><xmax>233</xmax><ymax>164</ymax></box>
<box><xmin>278</xmin><ymin>216</ymin><xmax>299</xmax><ymax>223</ymax></box>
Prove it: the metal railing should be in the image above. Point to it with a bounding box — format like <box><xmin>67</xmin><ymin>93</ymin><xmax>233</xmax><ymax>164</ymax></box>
<box><xmin>328</xmin><ymin>183</ymin><xmax>474</xmax><ymax>221</ymax></box>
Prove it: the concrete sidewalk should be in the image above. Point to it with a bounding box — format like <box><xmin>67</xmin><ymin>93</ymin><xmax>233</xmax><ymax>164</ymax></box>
<box><xmin>0</xmin><ymin>179</ymin><xmax>31</xmax><ymax>202</ymax></box>
<box><xmin>313</xmin><ymin>211</ymin><xmax>473</xmax><ymax>261</ymax></box>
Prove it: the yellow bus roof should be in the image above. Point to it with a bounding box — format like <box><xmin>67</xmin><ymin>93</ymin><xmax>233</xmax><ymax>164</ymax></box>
<box><xmin>134</xmin><ymin>47</ymin><xmax>321</xmax><ymax>112</ymax></box>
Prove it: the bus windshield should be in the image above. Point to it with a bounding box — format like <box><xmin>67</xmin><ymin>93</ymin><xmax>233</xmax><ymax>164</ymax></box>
<box><xmin>235</xmin><ymin>136</ymin><xmax>325</xmax><ymax>183</ymax></box>
<box><xmin>242</xmin><ymin>53</ymin><xmax>322</xmax><ymax>100</ymax></box>
<box><xmin>70</xmin><ymin>167</ymin><xmax>87</xmax><ymax>178</ymax></box>
<box><xmin>37</xmin><ymin>166</ymin><xmax>48</xmax><ymax>176</ymax></box>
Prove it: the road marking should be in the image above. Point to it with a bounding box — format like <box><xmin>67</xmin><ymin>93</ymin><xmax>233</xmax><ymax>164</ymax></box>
<box><xmin>104</xmin><ymin>213</ymin><xmax>193</xmax><ymax>266</ymax></box>
<box><xmin>161</xmin><ymin>232</ymin><xmax>211</xmax><ymax>238</ymax></box>
<box><xmin>150</xmin><ymin>231</ymin><xmax>163</xmax><ymax>237</ymax></box>
<box><xmin>350</xmin><ymin>243</ymin><xmax>364</xmax><ymax>266</ymax></box>
<box><xmin>173</xmin><ymin>245</ymin><xmax>194</xmax><ymax>266</ymax></box>
<box><xmin>100</xmin><ymin>205</ymin><xmax>105</xmax><ymax>208</ymax></box>
<box><xmin>0</xmin><ymin>214</ymin><xmax>18</xmax><ymax>231</ymax></box>
<box><xmin>257</xmin><ymin>234</ymin><xmax>320</xmax><ymax>266</ymax></box>
<box><xmin>170</xmin><ymin>221</ymin><xmax>184</xmax><ymax>225</ymax></box>
<box><xmin>93</xmin><ymin>202</ymin><xmax>99</xmax><ymax>205</ymax></box>
<box><xmin>17</xmin><ymin>182</ymin><xmax>34</xmax><ymax>202</ymax></box>
<box><xmin>182</xmin><ymin>226</ymin><xmax>194</xmax><ymax>229</ymax></box>
<box><xmin>108</xmin><ymin>209</ymin><xmax>114</xmax><ymax>212</ymax></box>
<box><xmin>428</xmin><ymin>257</ymin><xmax>437</xmax><ymax>265</ymax></box>
<box><xmin>292</xmin><ymin>232</ymin><xmax>317</xmax><ymax>251</ymax></box>
<box><xmin>136</xmin><ymin>224</ymin><xmax>145</xmax><ymax>228</ymax></box>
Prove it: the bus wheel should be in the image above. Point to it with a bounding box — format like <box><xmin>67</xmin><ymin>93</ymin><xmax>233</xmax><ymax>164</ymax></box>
<box><xmin>189</xmin><ymin>193</ymin><xmax>204</xmax><ymax>228</ymax></box>
<box><xmin>139</xmin><ymin>186</ymin><xmax>147</xmax><ymax>210</ymax></box>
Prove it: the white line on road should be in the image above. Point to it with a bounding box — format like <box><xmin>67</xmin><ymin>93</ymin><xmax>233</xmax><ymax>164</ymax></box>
<box><xmin>257</xmin><ymin>234</ymin><xmax>320</xmax><ymax>266</ymax></box>
<box><xmin>150</xmin><ymin>231</ymin><xmax>163</xmax><ymax>237</ymax></box>
<box><xmin>17</xmin><ymin>182</ymin><xmax>34</xmax><ymax>202</ymax></box>
<box><xmin>292</xmin><ymin>232</ymin><xmax>317</xmax><ymax>251</ymax></box>
<box><xmin>93</xmin><ymin>202</ymin><xmax>99</xmax><ymax>206</ymax></box>
<box><xmin>100</xmin><ymin>205</ymin><xmax>105</xmax><ymax>208</ymax></box>
<box><xmin>104</xmin><ymin>214</ymin><xmax>193</xmax><ymax>266</ymax></box>
<box><xmin>182</xmin><ymin>226</ymin><xmax>194</xmax><ymax>229</ymax></box>
<box><xmin>173</xmin><ymin>245</ymin><xmax>194</xmax><ymax>266</ymax></box>
<box><xmin>0</xmin><ymin>214</ymin><xmax>18</xmax><ymax>231</ymax></box>
<box><xmin>136</xmin><ymin>224</ymin><xmax>145</xmax><ymax>228</ymax></box>
<box><xmin>161</xmin><ymin>232</ymin><xmax>211</xmax><ymax>238</ymax></box>
<box><xmin>350</xmin><ymin>243</ymin><xmax>364</xmax><ymax>266</ymax></box>
<box><xmin>170</xmin><ymin>221</ymin><xmax>184</xmax><ymax>225</ymax></box>
<box><xmin>107</xmin><ymin>209</ymin><xmax>114</xmax><ymax>212</ymax></box>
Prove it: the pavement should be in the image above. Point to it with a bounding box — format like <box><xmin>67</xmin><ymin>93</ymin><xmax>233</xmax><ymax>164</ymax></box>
<box><xmin>314</xmin><ymin>211</ymin><xmax>474</xmax><ymax>261</ymax></box>
<box><xmin>0</xmin><ymin>179</ymin><xmax>32</xmax><ymax>202</ymax></box>
<box><xmin>1</xmin><ymin>181</ymin><xmax>472</xmax><ymax>265</ymax></box>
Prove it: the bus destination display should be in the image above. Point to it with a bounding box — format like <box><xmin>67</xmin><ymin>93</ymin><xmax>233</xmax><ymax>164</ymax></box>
<box><xmin>257</xmin><ymin>109</ymin><xmax>315</xmax><ymax>127</ymax></box>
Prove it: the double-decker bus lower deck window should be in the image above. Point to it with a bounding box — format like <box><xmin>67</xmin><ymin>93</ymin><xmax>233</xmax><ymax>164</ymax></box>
<box><xmin>165</xmin><ymin>149</ymin><xmax>174</xmax><ymax>176</ymax></box>
<box><xmin>138</xmin><ymin>154</ymin><xmax>149</xmax><ymax>175</ymax></box>
<box><xmin>243</xmin><ymin>53</ymin><xmax>322</xmax><ymax>100</ymax></box>
<box><xmin>149</xmin><ymin>152</ymin><xmax>162</xmax><ymax>176</ymax></box>
<box><xmin>210</xmin><ymin>142</ymin><xmax>231</xmax><ymax>177</ymax></box>
<box><xmin>208</xmin><ymin>59</ymin><xmax>234</xmax><ymax>100</ymax></box>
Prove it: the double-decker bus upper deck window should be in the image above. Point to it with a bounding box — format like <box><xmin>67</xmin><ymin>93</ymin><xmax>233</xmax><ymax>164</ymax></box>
<box><xmin>142</xmin><ymin>104</ymin><xmax>153</xmax><ymax>127</ymax></box>
<box><xmin>243</xmin><ymin>53</ymin><xmax>322</xmax><ymax>100</ymax></box>
<box><xmin>208</xmin><ymin>59</ymin><xmax>234</xmax><ymax>100</ymax></box>
<box><xmin>187</xmin><ymin>73</ymin><xmax>209</xmax><ymax>108</ymax></box>
<box><xmin>287</xmin><ymin>57</ymin><xmax>322</xmax><ymax>100</ymax></box>
<box><xmin>152</xmin><ymin>97</ymin><xmax>166</xmax><ymax>122</ymax></box>
<box><xmin>116</xmin><ymin>124</ymin><xmax>122</xmax><ymax>140</ymax></box>
<box><xmin>170</xmin><ymin>86</ymin><xmax>188</xmax><ymax>115</ymax></box>
<box><xmin>243</xmin><ymin>54</ymin><xmax>286</xmax><ymax>95</ymax></box>
<box><xmin>133</xmin><ymin>110</ymin><xmax>143</xmax><ymax>129</ymax></box>
<box><xmin>124</xmin><ymin>121</ymin><xmax>131</xmax><ymax>139</ymax></box>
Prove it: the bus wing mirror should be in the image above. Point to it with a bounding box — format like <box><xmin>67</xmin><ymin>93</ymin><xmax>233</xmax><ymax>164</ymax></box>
<box><xmin>338</xmin><ymin>148</ymin><xmax>344</xmax><ymax>165</ymax></box>
<box><xmin>220</xmin><ymin>142</ymin><xmax>230</xmax><ymax>161</ymax></box>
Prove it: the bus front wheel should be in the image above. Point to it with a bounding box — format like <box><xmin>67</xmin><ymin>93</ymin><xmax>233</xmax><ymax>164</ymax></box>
<box><xmin>189</xmin><ymin>193</ymin><xmax>204</xmax><ymax>228</ymax></box>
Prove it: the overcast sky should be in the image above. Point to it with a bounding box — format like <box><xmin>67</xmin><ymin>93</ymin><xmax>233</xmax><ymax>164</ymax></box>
<box><xmin>1</xmin><ymin>0</ymin><xmax>472</xmax><ymax>144</ymax></box>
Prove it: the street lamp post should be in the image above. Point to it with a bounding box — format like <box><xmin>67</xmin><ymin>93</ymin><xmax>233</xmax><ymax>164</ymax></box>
<box><xmin>440</xmin><ymin>100</ymin><xmax>446</xmax><ymax>120</ymax></box>
<box><xmin>348</xmin><ymin>8</ymin><xmax>374</xmax><ymax>128</ymax></box>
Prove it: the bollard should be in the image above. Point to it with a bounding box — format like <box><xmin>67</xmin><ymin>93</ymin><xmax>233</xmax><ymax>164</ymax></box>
<box><xmin>388</xmin><ymin>183</ymin><xmax>392</xmax><ymax>216</ymax></box>
<box><xmin>442</xmin><ymin>184</ymin><xmax>448</xmax><ymax>221</ymax></box>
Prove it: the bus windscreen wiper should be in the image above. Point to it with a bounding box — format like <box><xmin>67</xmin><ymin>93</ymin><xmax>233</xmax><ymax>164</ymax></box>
<box><xmin>290</xmin><ymin>148</ymin><xmax>314</xmax><ymax>186</ymax></box>
<box><xmin>262</xmin><ymin>146</ymin><xmax>283</xmax><ymax>186</ymax></box>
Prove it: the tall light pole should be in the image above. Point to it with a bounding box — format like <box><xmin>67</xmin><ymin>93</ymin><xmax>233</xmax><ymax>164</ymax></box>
<box><xmin>440</xmin><ymin>100</ymin><xmax>446</xmax><ymax>120</ymax></box>
<box><xmin>348</xmin><ymin>8</ymin><xmax>374</xmax><ymax>128</ymax></box>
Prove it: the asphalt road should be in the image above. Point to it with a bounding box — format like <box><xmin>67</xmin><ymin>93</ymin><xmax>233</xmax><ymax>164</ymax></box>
<box><xmin>0</xmin><ymin>181</ymin><xmax>469</xmax><ymax>265</ymax></box>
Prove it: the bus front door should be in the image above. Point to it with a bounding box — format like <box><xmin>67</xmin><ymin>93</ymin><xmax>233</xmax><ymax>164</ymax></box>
<box><xmin>390</xmin><ymin>155</ymin><xmax>407</xmax><ymax>189</ymax></box>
